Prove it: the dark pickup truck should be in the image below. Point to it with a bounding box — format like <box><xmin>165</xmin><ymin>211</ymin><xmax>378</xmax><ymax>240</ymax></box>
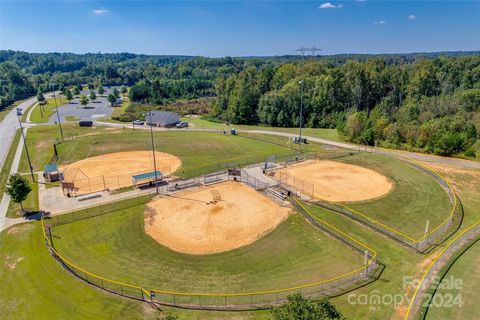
<box><xmin>79</xmin><ymin>120</ymin><xmax>93</xmax><ymax>127</ymax></box>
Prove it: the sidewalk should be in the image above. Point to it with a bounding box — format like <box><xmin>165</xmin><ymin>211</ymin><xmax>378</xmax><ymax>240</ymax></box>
<box><xmin>0</xmin><ymin>127</ymin><xmax>30</xmax><ymax>231</ymax></box>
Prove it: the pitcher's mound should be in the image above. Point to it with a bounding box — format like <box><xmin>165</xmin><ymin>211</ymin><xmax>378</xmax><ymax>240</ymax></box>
<box><xmin>276</xmin><ymin>160</ymin><xmax>392</xmax><ymax>202</ymax></box>
<box><xmin>144</xmin><ymin>181</ymin><xmax>290</xmax><ymax>255</ymax></box>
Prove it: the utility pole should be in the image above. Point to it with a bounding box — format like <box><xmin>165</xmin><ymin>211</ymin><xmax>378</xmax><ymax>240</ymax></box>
<box><xmin>147</xmin><ymin>112</ymin><xmax>159</xmax><ymax>195</ymax></box>
<box><xmin>298</xmin><ymin>80</ymin><xmax>304</xmax><ymax>154</ymax></box>
<box><xmin>294</xmin><ymin>46</ymin><xmax>321</xmax><ymax>154</ymax></box>
<box><xmin>51</xmin><ymin>83</ymin><xmax>64</xmax><ymax>141</ymax></box>
<box><xmin>16</xmin><ymin>108</ymin><xmax>35</xmax><ymax>182</ymax></box>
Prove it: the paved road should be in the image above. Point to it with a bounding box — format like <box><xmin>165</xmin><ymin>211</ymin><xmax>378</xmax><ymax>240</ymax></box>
<box><xmin>1</xmin><ymin>117</ymin><xmax>478</xmax><ymax>232</ymax></box>
<box><xmin>0</xmin><ymin>97</ymin><xmax>36</xmax><ymax>171</ymax></box>
<box><xmin>96</xmin><ymin>121</ymin><xmax>480</xmax><ymax>169</ymax></box>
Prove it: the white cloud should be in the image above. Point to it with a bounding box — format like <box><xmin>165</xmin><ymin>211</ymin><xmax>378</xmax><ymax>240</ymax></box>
<box><xmin>409</xmin><ymin>14</ymin><xmax>416</xmax><ymax>20</ymax></box>
<box><xmin>373</xmin><ymin>20</ymin><xmax>387</xmax><ymax>25</ymax></box>
<box><xmin>319</xmin><ymin>2</ymin><xmax>342</xmax><ymax>9</ymax></box>
<box><xmin>93</xmin><ymin>9</ymin><xmax>109</xmax><ymax>15</ymax></box>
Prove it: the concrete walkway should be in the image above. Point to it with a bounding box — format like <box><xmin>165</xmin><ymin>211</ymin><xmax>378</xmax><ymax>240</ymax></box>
<box><xmin>0</xmin><ymin>127</ymin><xmax>30</xmax><ymax>230</ymax></box>
<box><xmin>1</xmin><ymin>118</ymin><xmax>479</xmax><ymax>232</ymax></box>
<box><xmin>95</xmin><ymin>121</ymin><xmax>480</xmax><ymax>169</ymax></box>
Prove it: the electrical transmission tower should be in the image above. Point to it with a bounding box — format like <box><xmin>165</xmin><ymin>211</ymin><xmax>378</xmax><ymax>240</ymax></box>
<box><xmin>295</xmin><ymin>46</ymin><xmax>322</xmax><ymax>59</ymax></box>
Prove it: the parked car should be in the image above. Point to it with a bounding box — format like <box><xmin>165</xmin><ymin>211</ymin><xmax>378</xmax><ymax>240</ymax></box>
<box><xmin>176</xmin><ymin>121</ymin><xmax>189</xmax><ymax>128</ymax></box>
<box><xmin>132</xmin><ymin>120</ymin><xmax>144</xmax><ymax>125</ymax></box>
<box><xmin>79</xmin><ymin>120</ymin><xmax>93</xmax><ymax>127</ymax></box>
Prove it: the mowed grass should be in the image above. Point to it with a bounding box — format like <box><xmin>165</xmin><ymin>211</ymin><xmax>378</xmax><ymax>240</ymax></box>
<box><xmin>6</xmin><ymin>175</ymin><xmax>39</xmax><ymax>218</ymax></box>
<box><xmin>0</xmin><ymin>223</ymin><xmax>153</xmax><ymax>320</ymax></box>
<box><xmin>335</xmin><ymin>153</ymin><xmax>452</xmax><ymax>239</ymax></box>
<box><xmin>423</xmin><ymin>239</ymin><xmax>480</xmax><ymax>320</ymax></box>
<box><xmin>2</xmin><ymin>161</ymin><xmax>479</xmax><ymax>319</ymax></box>
<box><xmin>0</xmin><ymin>130</ymin><xmax>20</xmax><ymax>197</ymax></box>
<box><xmin>181</xmin><ymin>116</ymin><xmax>341</xmax><ymax>142</ymax></box>
<box><xmin>30</xmin><ymin>97</ymin><xmax>64</xmax><ymax>123</ymax></box>
<box><xmin>51</xmin><ymin>205</ymin><xmax>364</xmax><ymax>293</ymax></box>
<box><xmin>18</xmin><ymin>124</ymin><xmax>328</xmax><ymax>178</ymax></box>
<box><xmin>0</xmin><ymin>97</ymin><xmax>33</xmax><ymax>122</ymax></box>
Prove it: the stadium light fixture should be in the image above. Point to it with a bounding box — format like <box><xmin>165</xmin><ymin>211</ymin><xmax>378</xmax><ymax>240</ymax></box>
<box><xmin>298</xmin><ymin>80</ymin><xmax>304</xmax><ymax>153</ymax></box>
<box><xmin>145</xmin><ymin>112</ymin><xmax>159</xmax><ymax>195</ymax></box>
<box><xmin>16</xmin><ymin>108</ymin><xmax>35</xmax><ymax>182</ymax></box>
<box><xmin>51</xmin><ymin>83</ymin><xmax>64</xmax><ymax>142</ymax></box>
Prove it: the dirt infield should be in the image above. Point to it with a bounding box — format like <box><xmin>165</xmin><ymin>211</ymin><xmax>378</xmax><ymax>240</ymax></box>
<box><xmin>144</xmin><ymin>181</ymin><xmax>290</xmax><ymax>254</ymax></box>
<box><xmin>275</xmin><ymin>160</ymin><xmax>392</xmax><ymax>202</ymax></box>
<box><xmin>61</xmin><ymin>151</ymin><xmax>182</xmax><ymax>195</ymax></box>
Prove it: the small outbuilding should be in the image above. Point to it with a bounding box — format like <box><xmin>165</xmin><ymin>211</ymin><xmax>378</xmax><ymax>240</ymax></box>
<box><xmin>145</xmin><ymin>111</ymin><xmax>180</xmax><ymax>127</ymax></box>
<box><xmin>43</xmin><ymin>163</ymin><xmax>62</xmax><ymax>182</ymax></box>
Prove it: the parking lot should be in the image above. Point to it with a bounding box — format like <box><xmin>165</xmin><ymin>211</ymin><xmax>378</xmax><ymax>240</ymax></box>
<box><xmin>47</xmin><ymin>87</ymin><xmax>120</xmax><ymax>123</ymax></box>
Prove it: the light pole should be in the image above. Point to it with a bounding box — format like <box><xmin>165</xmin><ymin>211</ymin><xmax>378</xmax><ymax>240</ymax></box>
<box><xmin>16</xmin><ymin>108</ymin><xmax>35</xmax><ymax>182</ymax></box>
<box><xmin>51</xmin><ymin>83</ymin><xmax>64</xmax><ymax>142</ymax></box>
<box><xmin>298</xmin><ymin>80</ymin><xmax>304</xmax><ymax>154</ymax></box>
<box><xmin>146</xmin><ymin>112</ymin><xmax>159</xmax><ymax>195</ymax></box>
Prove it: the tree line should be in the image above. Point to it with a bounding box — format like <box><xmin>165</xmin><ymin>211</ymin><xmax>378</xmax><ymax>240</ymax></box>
<box><xmin>210</xmin><ymin>56</ymin><xmax>480</xmax><ymax>157</ymax></box>
<box><xmin>1</xmin><ymin>50</ymin><xmax>479</xmax><ymax>157</ymax></box>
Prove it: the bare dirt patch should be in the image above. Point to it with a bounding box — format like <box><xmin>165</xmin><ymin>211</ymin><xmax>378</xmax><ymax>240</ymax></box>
<box><xmin>144</xmin><ymin>181</ymin><xmax>290</xmax><ymax>255</ymax></box>
<box><xmin>6</xmin><ymin>224</ymin><xmax>34</xmax><ymax>236</ymax></box>
<box><xmin>61</xmin><ymin>151</ymin><xmax>181</xmax><ymax>195</ymax></box>
<box><xmin>275</xmin><ymin>160</ymin><xmax>393</xmax><ymax>202</ymax></box>
<box><xmin>424</xmin><ymin>163</ymin><xmax>480</xmax><ymax>178</ymax></box>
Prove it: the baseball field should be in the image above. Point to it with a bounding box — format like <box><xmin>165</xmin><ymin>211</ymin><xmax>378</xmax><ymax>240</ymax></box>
<box><xmin>2</xmin><ymin>123</ymin><xmax>476</xmax><ymax>320</ymax></box>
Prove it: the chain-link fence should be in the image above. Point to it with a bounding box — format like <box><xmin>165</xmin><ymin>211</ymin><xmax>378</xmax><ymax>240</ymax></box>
<box><xmin>405</xmin><ymin>222</ymin><xmax>480</xmax><ymax>320</ymax></box>
<box><xmin>275</xmin><ymin>155</ymin><xmax>460</xmax><ymax>253</ymax></box>
<box><xmin>41</xmin><ymin>193</ymin><xmax>381</xmax><ymax>311</ymax></box>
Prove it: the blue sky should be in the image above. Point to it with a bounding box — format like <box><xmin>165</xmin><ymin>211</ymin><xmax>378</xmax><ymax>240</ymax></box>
<box><xmin>1</xmin><ymin>1</ymin><xmax>479</xmax><ymax>57</ymax></box>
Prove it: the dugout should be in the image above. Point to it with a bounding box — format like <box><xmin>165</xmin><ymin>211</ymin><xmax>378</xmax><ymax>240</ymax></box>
<box><xmin>132</xmin><ymin>171</ymin><xmax>163</xmax><ymax>188</ymax></box>
<box><xmin>43</xmin><ymin>163</ymin><xmax>62</xmax><ymax>182</ymax></box>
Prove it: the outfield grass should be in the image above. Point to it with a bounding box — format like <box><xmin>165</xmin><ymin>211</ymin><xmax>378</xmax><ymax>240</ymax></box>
<box><xmin>0</xmin><ymin>222</ymin><xmax>153</xmax><ymax>320</ymax></box>
<box><xmin>0</xmin><ymin>130</ymin><xmax>20</xmax><ymax>198</ymax></box>
<box><xmin>30</xmin><ymin>97</ymin><xmax>64</xmax><ymax>123</ymax></box>
<box><xmin>423</xmin><ymin>239</ymin><xmax>480</xmax><ymax>320</ymax></box>
<box><xmin>51</xmin><ymin>205</ymin><xmax>364</xmax><ymax>293</ymax></box>
<box><xmin>2</xmin><ymin>163</ymin><xmax>479</xmax><ymax>319</ymax></box>
<box><xmin>0</xmin><ymin>222</ymin><xmax>270</xmax><ymax>320</ymax></box>
<box><xmin>18</xmin><ymin>124</ymin><xmax>328</xmax><ymax>178</ymax></box>
<box><xmin>335</xmin><ymin>153</ymin><xmax>452</xmax><ymax>239</ymax></box>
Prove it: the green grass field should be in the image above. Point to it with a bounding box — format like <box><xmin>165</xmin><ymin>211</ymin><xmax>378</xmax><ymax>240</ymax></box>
<box><xmin>4</xmin><ymin>119</ymin><xmax>478</xmax><ymax>319</ymax></box>
<box><xmin>50</xmin><ymin>205</ymin><xmax>364</xmax><ymax>294</ymax></box>
<box><xmin>335</xmin><ymin>153</ymin><xmax>452</xmax><ymax>239</ymax></box>
<box><xmin>30</xmin><ymin>97</ymin><xmax>64</xmax><ymax>123</ymax></box>
<box><xmin>182</xmin><ymin>116</ymin><xmax>341</xmax><ymax>142</ymax></box>
<box><xmin>423</xmin><ymin>239</ymin><xmax>480</xmax><ymax>320</ymax></box>
<box><xmin>0</xmin><ymin>97</ymin><xmax>33</xmax><ymax>122</ymax></box>
<box><xmin>64</xmin><ymin>116</ymin><xmax>80</xmax><ymax>121</ymax></box>
<box><xmin>6</xmin><ymin>175</ymin><xmax>39</xmax><ymax>218</ymax></box>
<box><xmin>111</xmin><ymin>96</ymin><xmax>129</xmax><ymax>118</ymax></box>
<box><xmin>0</xmin><ymin>130</ymin><xmax>20</xmax><ymax>197</ymax></box>
<box><xmin>2</xmin><ymin>162</ymin><xmax>479</xmax><ymax>319</ymax></box>
<box><xmin>18</xmin><ymin>124</ymin><xmax>328</xmax><ymax>178</ymax></box>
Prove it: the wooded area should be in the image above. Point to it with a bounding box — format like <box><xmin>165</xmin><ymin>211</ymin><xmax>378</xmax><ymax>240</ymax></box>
<box><xmin>1</xmin><ymin>50</ymin><xmax>479</xmax><ymax>157</ymax></box>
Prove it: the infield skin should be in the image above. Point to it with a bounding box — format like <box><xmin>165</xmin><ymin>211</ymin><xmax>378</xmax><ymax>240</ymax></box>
<box><xmin>144</xmin><ymin>181</ymin><xmax>291</xmax><ymax>255</ymax></box>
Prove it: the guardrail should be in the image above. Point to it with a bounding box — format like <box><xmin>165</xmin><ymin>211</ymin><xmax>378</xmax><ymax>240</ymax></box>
<box><xmin>40</xmin><ymin>194</ymin><xmax>380</xmax><ymax>310</ymax></box>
